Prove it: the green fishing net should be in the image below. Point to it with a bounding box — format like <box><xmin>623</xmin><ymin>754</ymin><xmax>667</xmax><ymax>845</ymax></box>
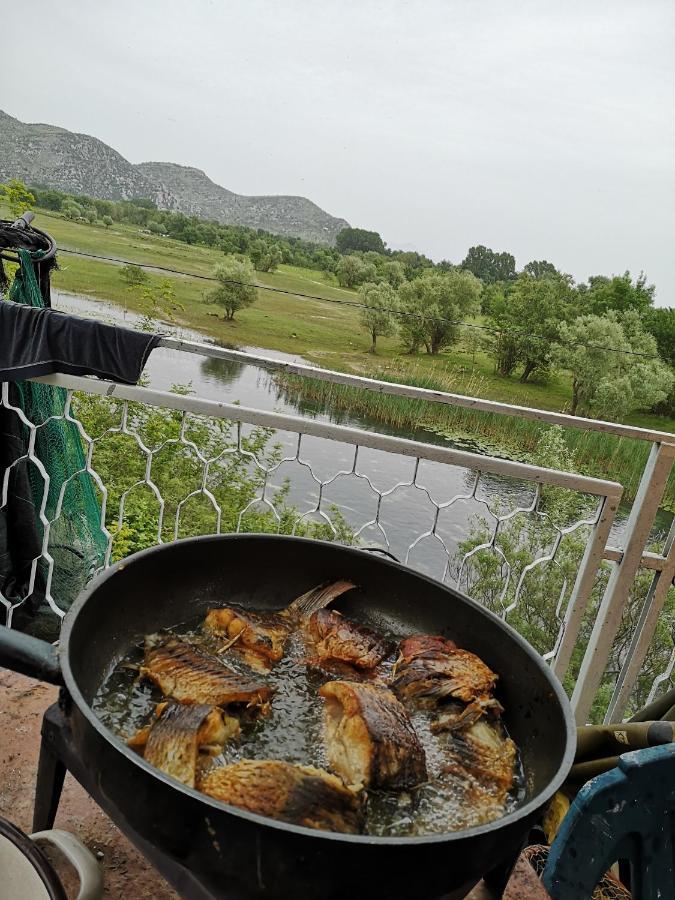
<box><xmin>7</xmin><ymin>249</ymin><xmax>107</xmax><ymax>633</ymax></box>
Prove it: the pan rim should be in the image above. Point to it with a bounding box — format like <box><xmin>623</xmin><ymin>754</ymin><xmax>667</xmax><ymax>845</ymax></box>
<box><xmin>60</xmin><ymin>533</ymin><xmax>577</xmax><ymax>846</ymax></box>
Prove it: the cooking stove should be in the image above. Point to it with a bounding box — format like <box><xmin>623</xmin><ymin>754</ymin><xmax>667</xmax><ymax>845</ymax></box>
<box><xmin>33</xmin><ymin>699</ymin><xmax>519</xmax><ymax>900</ymax></box>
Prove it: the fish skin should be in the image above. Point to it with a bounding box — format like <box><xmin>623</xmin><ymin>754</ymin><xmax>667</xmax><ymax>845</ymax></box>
<box><xmin>128</xmin><ymin>702</ymin><xmax>239</xmax><ymax>788</ymax></box>
<box><xmin>203</xmin><ymin>607</ymin><xmax>291</xmax><ymax>670</ymax></box>
<box><xmin>198</xmin><ymin>759</ymin><xmax>364</xmax><ymax>834</ymax></box>
<box><xmin>204</xmin><ymin>580</ymin><xmax>357</xmax><ymax>671</ymax></box>
<box><xmin>319</xmin><ymin>680</ymin><xmax>427</xmax><ymax>791</ymax></box>
<box><xmin>392</xmin><ymin>634</ymin><xmax>498</xmax><ymax>705</ymax></box>
<box><xmin>305</xmin><ymin>609</ymin><xmax>392</xmax><ymax>671</ymax></box>
<box><xmin>438</xmin><ymin>716</ymin><xmax>517</xmax><ymax>802</ymax></box>
<box><xmin>141</xmin><ymin>635</ymin><xmax>272</xmax><ymax>710</ymax></box>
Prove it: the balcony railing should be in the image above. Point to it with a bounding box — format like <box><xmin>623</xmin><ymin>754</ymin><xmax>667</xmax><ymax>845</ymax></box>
<box><xmin>1</xmin><ymin>337</ymin><xmax>673</xmax><ymax>725</ymax></box>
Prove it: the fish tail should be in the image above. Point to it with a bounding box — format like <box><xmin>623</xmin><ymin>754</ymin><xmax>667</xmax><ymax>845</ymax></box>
<box><xmin>286</xmin><ymin>580</ymin><xmax>356</xmax><ymax>618</ymax></box>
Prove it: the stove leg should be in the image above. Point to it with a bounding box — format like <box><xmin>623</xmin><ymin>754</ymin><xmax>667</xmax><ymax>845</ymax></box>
<box><xmin>33</xmin><ymin>736</ymin><xmax>66</xmax><ymax>832</ymax></box>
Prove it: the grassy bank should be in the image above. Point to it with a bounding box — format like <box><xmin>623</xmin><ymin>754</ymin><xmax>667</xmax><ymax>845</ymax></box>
<box><xmin>5</xmin><ymin>205</ymin><xmax>673</xmax><ymax>502</ymax></box>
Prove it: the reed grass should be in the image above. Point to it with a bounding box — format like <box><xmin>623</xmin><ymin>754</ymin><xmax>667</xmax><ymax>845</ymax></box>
<box><xmin>277</xmin><ymin>367</ymin><xmax>675</xmax><ymax>508</ymax></box>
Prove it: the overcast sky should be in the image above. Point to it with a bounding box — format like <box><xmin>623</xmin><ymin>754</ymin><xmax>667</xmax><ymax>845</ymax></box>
<box><xmin>2</xmin><ymin>1</ymin><xmax>674</xmax><ymax>305</ymax></box>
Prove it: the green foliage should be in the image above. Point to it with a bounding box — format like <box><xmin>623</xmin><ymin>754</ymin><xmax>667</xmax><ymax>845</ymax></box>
<box><xmin>336</xmin><ymin>254</ymin><xmax>375</xmax><ymax>288</ymax></box>
<box><xmin>336</xmin><ymin>227</ymin><xmax>386</xmax><ymax>254</ymax></box>
<box><xmin>461</xmin><ymin>245</ymin><xmax>516</xmax><ymax>284</ymax></box>
<box><xmin>457</xmin><ymin>427</ymin><xmax>675</xmax><ymax>721</ymax></box>
<box><xmin>523</xmin><ymin>259</ymin><xmax>560</xmax><ymax>279</ymax></box>
<box><xmin>210</xmin><ymin>255</ymin><xmax>257</xmax><ymax>320</ymax></box>
<box><xmin>582</xmin><ymin>272</ymin><xmax>655</xmax><ymax>316</ymax></box>
<box><xmin>137</xmin><ymin>278</ymin><xmax>184</xmax><ymax>324</ymax></box>
<box><xmin>398</xmin><ymin>269</ymin><xmax>482</xmax><ymax>355</ymax></box>
<box><xmin>72</xmin><ymin>389</ymin><xmax>355</xmax><ymax>561</ymax></box>
<box><xmin>358</xmin><ymin>281</ymin><xmax>399</xmax><ymax>353</ymax></box>
<box><xmin>554</xmin><ymin>311</ymin><xmax>673</xmax><ymax>418</ymax></box>
<box><xmin>147</xmin><ymin>220</ymin><xmax>166</xmax><ymax>235</ymax></box>
<box><xmin>102</xmin><ymin>215</ymin><xmax>114</xmax><ymax>228</ymax></box>
<box><xmin>0</xmin><ymin>178</ymin><xmax>35</xmax><ymax>219</ymax></box>
<box><xmin>120</xmin><ymin>263</ymin><xmax>149</xmax><ymax>287</ymax></box>
<box><xmin>250</xmin><ymin>240</ymin><xmax>283</xmax><ymax>273</ymax></box>
<box><xmin>62</xmin><ymin>201</ymin><xmax>83</xmax><ymax>220</ymax></box>
<box><xmin>642</xmin><ymin>306</ymin><xmax>675</xmax><ymax>367</ymax></box>
<box><xmin>486</xmin><ymin>273</ymin><xmax>576</xmax><ymax>381</ymax></box>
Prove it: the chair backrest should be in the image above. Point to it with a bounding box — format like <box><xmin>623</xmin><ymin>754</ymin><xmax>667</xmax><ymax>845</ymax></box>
<box><xmin>542</xmin><ymin>743</ymin><xmax>675</xmax><ymax>899</ymax></box>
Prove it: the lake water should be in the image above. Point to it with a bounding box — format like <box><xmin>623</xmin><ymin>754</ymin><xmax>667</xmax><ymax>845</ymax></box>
<box><xmin>52</xmin><ymin>291</ymin><xmax>672</xmax><ymax>582</ymax></box>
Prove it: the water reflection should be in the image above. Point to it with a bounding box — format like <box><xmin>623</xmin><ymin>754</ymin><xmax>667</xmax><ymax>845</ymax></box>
<box><xmin>200</xmin><ymin>354</ymin><xmax>246</xmax><ymax>389</ymax></box>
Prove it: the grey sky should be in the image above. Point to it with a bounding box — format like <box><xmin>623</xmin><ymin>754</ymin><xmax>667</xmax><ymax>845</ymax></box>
<box><xmin>2</xmin><ymin>1</ymin><xmax>674</xmax><ymax>305</ymax></box>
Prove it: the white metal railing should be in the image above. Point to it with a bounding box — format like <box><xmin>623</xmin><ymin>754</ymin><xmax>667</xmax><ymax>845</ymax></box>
<box><xmin>0</xmin><ymin>338</ymin><xmax>673</xmax><ymax>724</ymax></box>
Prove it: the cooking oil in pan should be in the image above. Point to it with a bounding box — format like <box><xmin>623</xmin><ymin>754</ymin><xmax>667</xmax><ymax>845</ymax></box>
<box><xmin>93</xmin><ymin>617</ymin><xmax>525</xmax><ymax>837</ymax></box>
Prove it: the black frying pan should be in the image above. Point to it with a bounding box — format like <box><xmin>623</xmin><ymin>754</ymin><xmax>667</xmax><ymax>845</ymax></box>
<box><xmin>0</xmin><ymin>534</ymin><xmax>575</xmax><ymax>899</ymax></box>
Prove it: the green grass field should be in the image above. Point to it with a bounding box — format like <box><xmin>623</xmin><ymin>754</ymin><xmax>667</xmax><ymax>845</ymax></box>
<box><xmin>4</xmin><ymin>205</ymin><xmax>673</xmax><ymax>503</ymax></box>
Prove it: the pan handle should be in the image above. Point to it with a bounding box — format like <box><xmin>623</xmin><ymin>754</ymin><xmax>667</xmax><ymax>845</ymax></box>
<box><xmin>0</xmin><ymin>625</ymin><xmax>63</xmax><ymax>685</ymax></box>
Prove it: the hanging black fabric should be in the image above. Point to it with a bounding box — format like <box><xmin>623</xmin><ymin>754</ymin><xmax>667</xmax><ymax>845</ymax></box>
<box><xmin>0</xmin><ymin>301</ymin><xmax>161</xmax><ymax>383</ymax></box>
<box><xmin>0</xmin><ymin>383</ymin><xmax>44</xmax><ymax>608</ymax></box>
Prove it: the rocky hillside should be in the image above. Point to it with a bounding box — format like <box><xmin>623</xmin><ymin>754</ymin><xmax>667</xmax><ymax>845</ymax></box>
<box><xmin>0</xmin><ymin>111</ymin><xmax>348</xmax><ymax>244</ymax></box>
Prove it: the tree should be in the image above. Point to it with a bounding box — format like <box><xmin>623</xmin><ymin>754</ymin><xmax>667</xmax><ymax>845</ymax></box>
<box><xmin>523</xmin><ymin>259</ymin><xmax>559</xmax><ymax>279</ymax></box>
<box><xmin>120</xmin><ymin>263</ymin><xmax>149</xmax><ymax>287</ymax></box>
<box><xmin>461</xmin><ymin>326</ymin><xmax>489</xmax><ymax>365</ymax></box>
<box><xmin>381</xmin><ymin>260</ymin><xmax>405</xmax><ymax>288</ymax></box>
<box><xmin>460</xmin><ymin>245</ymin><xmax>516</xmax><ymax>284</ymax></box>
<box><xmin>137</xmin><ymin>279</ymin><xmax>184</xmax><ymax>327</ymax></box>
<box><xmin>486</xmin><ymin>273</ymin><xmax>575</xmax><ymax>381</ymax></box>
<box><xmin>62</xmin><ymin>202</ymin><xmax>83</xmax><ymax>220</ymax></box>
<box><xmin>102</xmin><ymin>215</ymin><xmax>114</xmax><ymax>228</ymax></box>
<box><xmin>642</xmin><ymin>306</ymin><xmax>675</xmax><ymax>366</ymax></box>
<box><xmin>249</xmin><ymin>240</ymin><xmax>282</xmax><ymax>273</ymax></box>
<box><xmin>0</xmin><ymin>179</ymin><xmax>35</xmax><ymax>219</ymax></box>
<box><xmin>398</xmin><ymin>269</ymin><xmax>482</xmax><ymax>355</ymax></box>
<box><xmin>358</xmin><ymin>282</ymin><xmax>398</xmax><ymax>353</ymax></box>
<box><xmin>582</xmin><ymin>272</ymin><xmax>655</xmax><ymax>316</ymax></box>
<box><xmin>553</xmin><ymin>311</ymin><xmax>673</xmax><ymax>418</ymax></box>
<box><xmin>147</xmin><ymin>220</ymin><xmax>166</xmax><ymax>235</ymax></box>
<box><xmin>210</xmin><ymin>256</ymin><xmax>257</xmax><ymax>320</ymax></box>
<box><xmin>336</xmin><ymin>254</ymin><xmax>374</xmax><ymax>288</ymax></box>
<box><xmin>85</xmin><ymin>207</ymin><xmax>98</xmax><ymax>224</ymax></box>
<box><xmin>336</xmin><ymin>227</ymin><xmax>385</xmax><ymax>254</ymax></box>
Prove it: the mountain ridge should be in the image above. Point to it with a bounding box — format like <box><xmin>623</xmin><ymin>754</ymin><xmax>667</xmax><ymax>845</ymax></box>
<box><xmin>0</xmin><ymin>110</ymin><xmax>349</xmax><ymax>244</ymax></box>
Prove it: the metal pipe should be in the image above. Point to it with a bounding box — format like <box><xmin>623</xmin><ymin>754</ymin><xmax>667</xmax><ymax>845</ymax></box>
<box><xmin>552</xmin><ymin>494</ymin><xmax>620</xmax><ymax>681</ymax></box>
<box><xmin>32</xmin><ymin>373</ymin><xmax>624</xmax><ymax>498</ymax></box>
<box><xmin>604</xmin><ymin>517</ymin><xmax>675</xmax><ymax>723</ymax></box>
<box><xmin>159</xmin><ymin>336</ymin><xmax>675</xmax><ymax>444</ymax></box>
<box><xmin>571</xmin><ymin>442</ymin><xmax>675</xmax><ymax>724</ymax></box>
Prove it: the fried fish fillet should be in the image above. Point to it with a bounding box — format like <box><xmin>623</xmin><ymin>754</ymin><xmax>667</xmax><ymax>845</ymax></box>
<box><xmin>305</xmin><ymin>609</ymin><xmax>392</xmax><ymax>671</ymax></box>
<box><xmin>392</xmin><ymin>634</ymin><xmax>498</xmax><ymax>706</ymax></box>
<box><xmin>436</xmin><ymin>715</ymin><xmax>517</xmax><ymax>803</ymax></box>
<box><xmin>204</xmin><ymin>580</ymin><xmax>356</xmax><ymax>670</ymax></box>
<box><xmin>128</xmin><ymin>701</ymin><xmax>240</xmax><ymax>788</ymax></box>
<box><xmin>319</xmin><ymin>680</ymin><xmax>427</xmax><ymax>791</ymax></box>
<box><xmin>141</xmin><ymin>635</ymin><xmax>272</xmax><ymax>710</ymax></box>
<box><xmin>203</xmin><ymin>607</ymin><xmax>292</xmax><ymax>671</ymax></box>
<box><xmin>198</xmin><ymin>759</ymin><xmax>363</xmax><ymax>834</ymax></box>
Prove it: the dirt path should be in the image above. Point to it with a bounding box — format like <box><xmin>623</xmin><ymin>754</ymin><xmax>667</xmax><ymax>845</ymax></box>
<box><xmin>0</xmin><ymin>670</ymin><xmax>177</xmax><ymax>899</ymax></box>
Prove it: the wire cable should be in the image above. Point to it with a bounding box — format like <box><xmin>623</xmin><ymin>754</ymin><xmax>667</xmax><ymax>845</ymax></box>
<box><xmin>55</xmin><ymin>246</ymin><xmax>666</xmax><ymax>361</ymax></box>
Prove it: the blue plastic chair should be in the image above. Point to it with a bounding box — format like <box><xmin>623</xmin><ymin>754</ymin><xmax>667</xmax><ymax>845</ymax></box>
<box><xmin>543</xmin><ymin>743</ymin><xmax>675</xmax><ymax>899</ymax></box>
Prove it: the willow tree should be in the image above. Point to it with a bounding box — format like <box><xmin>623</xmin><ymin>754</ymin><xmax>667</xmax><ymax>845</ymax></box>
<box><xmin>211</xmin><ymin>256</ymin><xmax>257</xmax><ymax>320</ymax></box>
<box><xmin>358</xmin><ymin>281</ymin><xmax>398</xmax><ymax>353</ymax></box>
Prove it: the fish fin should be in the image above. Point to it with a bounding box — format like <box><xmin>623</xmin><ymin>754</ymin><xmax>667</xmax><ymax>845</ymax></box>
<box><xmin>286</xmin><ymin>580</ymin><xmax>356</xmax><ymax>619</ymax></box>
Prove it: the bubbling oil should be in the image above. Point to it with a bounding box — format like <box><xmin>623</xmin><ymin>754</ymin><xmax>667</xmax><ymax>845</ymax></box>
<box><xmin>92</xmin><ymin>615</ymin><xmax>525</xmax><ymax>836</ymax></box>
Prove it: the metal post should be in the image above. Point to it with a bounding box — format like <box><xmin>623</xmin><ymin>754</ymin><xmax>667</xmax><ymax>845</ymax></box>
<box><xmin>604</xmin><ymin>517</ymin><xmax>675</xmax><ymax>722</ymax></box>
<box><xmin>552</xmin><ymin>493</ymin><xmax>621</xmax><ymax>681</ymax></box>
<box><xmin>571</xmin><ymin>442</ymin><xmax>675</xmax><ymax>724</ymax></box>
